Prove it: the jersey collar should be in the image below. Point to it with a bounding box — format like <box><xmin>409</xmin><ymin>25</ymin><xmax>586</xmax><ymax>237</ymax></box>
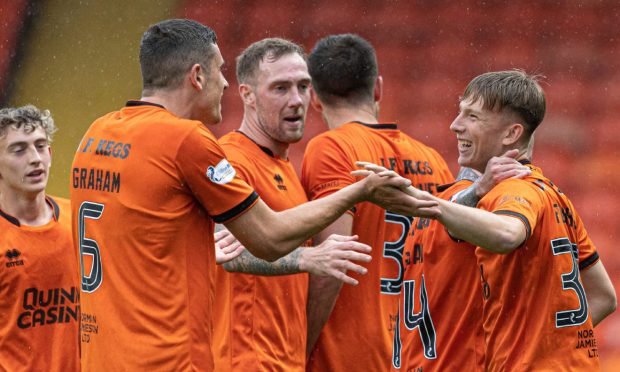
<box><xmin>125</xmin><ymin>100</ymin><xmax>165</xmax><ymax>109</ymax></box>
<box><xmin>0</xmin><ymin>196</ymin><xmax>60</xmax><ymax>227</ymax></box>
<box><xmin>352</xmin><ymin>121</ymin><xmax>398</xmax><ymax>130</ymax></box>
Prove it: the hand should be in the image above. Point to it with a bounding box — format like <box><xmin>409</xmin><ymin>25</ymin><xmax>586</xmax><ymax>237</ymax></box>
<box><xmin>352</xmin><ymin>161</ymin><xmax>440</xmax><ymax>218</ymax></box>
<box><xmin>475</xmin><ymin>149</ymin><xmax>531</xmax><ymax>198</ymax></box>
<box><xmin>299</xmin><ymin>234</ymin><xmax>372</xmax><ymax>286</ymax></box>
<box><xmin>353</xmin><ymin>163</ymin><xmax>412</xmax><ymax>198</ymax></box>
<box><xmin>215</xmin><ymin>228</ymin><xmax>245</xmax><ymax>265</ymax></box>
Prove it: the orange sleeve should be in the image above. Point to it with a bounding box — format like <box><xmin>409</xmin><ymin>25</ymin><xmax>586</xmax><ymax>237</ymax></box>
<box><xmin>175</xmin><ymin>125</ymin><xmax>258</xmax><ymax>223</ymax></box>
<box><xmin>573</xmin><ymin>210</ymin><xmax>600</xmax><ymax>270</ymax></box>
<box><xmin>302</xmin><ymin>134</ymin><xmax>355</xmax><ymax>201</ymax></box>
<box><xmin>220</xmin><ymin>142</ymin><xmax>254</xmax><ymax>185</ymax></box>
<box><xmin>478</xmin><ymin>179</ymin><xmax>543</xmax><ymax>241</ymax></box>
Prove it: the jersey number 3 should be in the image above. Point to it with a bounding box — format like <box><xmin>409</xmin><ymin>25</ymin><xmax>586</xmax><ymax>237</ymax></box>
<box><xmin>78</xmin><ymin>201</ymin><xmax>105</xmax><ymax>293</ymax></box>
<box><xmin>552</xmin><ymin>237</ymin><xmax>588</xmax><ymax>327</ymax></box>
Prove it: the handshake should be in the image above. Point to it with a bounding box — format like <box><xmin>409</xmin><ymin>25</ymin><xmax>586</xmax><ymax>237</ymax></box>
<box><xmin>214</xmin><ymin>161</ymin><xmax>444</xmax><ymax>286</ymax></box>
<box><xmin>352</xmin><ymin>161</ymin><xmax>441</xmax><ymax>218</ymax></box>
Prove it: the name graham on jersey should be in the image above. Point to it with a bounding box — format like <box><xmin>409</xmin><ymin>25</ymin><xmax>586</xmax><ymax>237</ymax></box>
<box><xmin>72</xmin><ymin>167</ymin><xmax>121</xmax><ymax>193</ymax></box>
<box><xmin>17</xmin><ymin>286</ymin><xmax>79</xmax><ymax>329</ymax></box>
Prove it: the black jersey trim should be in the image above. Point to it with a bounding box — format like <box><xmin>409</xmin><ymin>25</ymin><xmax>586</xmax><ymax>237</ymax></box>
<box><xmin>494</xmin><ymin>210</ymin><xmax>532</xmax><ymax>241</ymax></box>
<box><xmin>235</xmin><ymin>130</ymin><xmax>280</xmax><ymax>158</ymax></box>
<box><xmin>125</xmin><ymin>100</ymin><xmax>165</xmax><ymax>109</ymax></box>
<box><xmin>352</xmin><ymin>121</ymin><xmax>398</xmax><ymax>130</ymax></box>
<box><xmin>0</xmin><ymin>208</ymin><xmax>20</xmax><ymax>226</ymax></box>
<box><xmin>212</xmin><ymin>192</ymin><xmax>260</xmax><ymax>223</ymax></box>
<box><xmin>437</xmin><ymin>182</ymin><xmax>457</xmax><ymax>193</ymax></box>
<box><xmin>46</xmin><ymin>196</ymin><xmax>60</xmax><ymax>220</ymax></box>
<box><xmin>579</xmin><ymin>251</ymin><xmax>600</xmax><ymax>271</ymax></box>
<box><xmin>0</xmin><ymin>197</ymin><xmax>61</xmax><ymax>226</ymax></box>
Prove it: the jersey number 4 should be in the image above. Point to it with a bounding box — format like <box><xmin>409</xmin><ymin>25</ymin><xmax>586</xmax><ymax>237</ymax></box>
<box><xmin>392</xmin><ymin>275</ymin><xmax>437</xmax><ymax>369</ymax></box>
<box><xmin>78</xmin><ymin>201</ymin><xmax>105</xmax><ymax>293</ymax></box>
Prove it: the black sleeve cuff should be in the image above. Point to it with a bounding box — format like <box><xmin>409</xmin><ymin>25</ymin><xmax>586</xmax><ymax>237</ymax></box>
<box><xmin>494</xmin><ymin>210</ymin><xmax>532</xmax><ymax>241</ymax></box>
<box><xmin>579</xmin><ymin>251</ymin><xmax>600</xmax><ymax>271</ymax></box>
<box><xmin>212</xmin><ymin>192</ymin><xmax>259</xmax><ymax>223</ymax></box>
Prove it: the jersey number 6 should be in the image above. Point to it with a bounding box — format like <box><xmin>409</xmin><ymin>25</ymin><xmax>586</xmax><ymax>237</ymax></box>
<box><xmin>78</xmin><ymin>201</ymin><xmax>105</xmax><ymax>293</ymax></box>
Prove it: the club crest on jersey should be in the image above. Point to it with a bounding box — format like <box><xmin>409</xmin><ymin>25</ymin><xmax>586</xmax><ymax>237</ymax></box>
<box><xmin>206</xmin><ymin>159</ymin><xmax>236</xmax><ymax>185</ymax></box>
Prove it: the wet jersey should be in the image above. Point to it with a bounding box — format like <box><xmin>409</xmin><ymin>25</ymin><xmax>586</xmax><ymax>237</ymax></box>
<box><xmin>0</xmin><ymin>196</ymin><xmax>79</xmax><ymax>372</ymax></box>
<box><xmin>70</xmin><ymin>101</ymin><xmax>259</xmax><ymax>371</ymax></box>
<box><xmin>476</xmin><ymin>162</ymin><xmax>600</xmax><ymax>371</ymax></box>
<box><xmin>213</xmin><ymin>131</ymin><xmax>309</xmax><ymax>371</ymax></box>
<box><xmin>392</xmin><ymin>180</ymin><xmax>484</xmax><ymax>371</ymax></box>
<box><xmin>302</xmin><ymin>121</ymin><xmax>454</xmax><ymax>372</ymax></box>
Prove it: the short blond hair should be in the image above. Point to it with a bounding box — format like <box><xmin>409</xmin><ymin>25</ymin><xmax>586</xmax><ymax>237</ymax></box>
<box><xmin>0</xmin><ymin>105</ymin><xmax>57</xmax><ymax>141</ymax></box>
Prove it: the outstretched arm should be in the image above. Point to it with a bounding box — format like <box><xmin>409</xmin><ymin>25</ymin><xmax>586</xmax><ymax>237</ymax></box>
<box><xmin>224</xmin><ymin>172</ymin><xmax>437</xmax><ymax>261</ymax></box>
<box><xmin>354</xmin><ymin>162</ymin><xmax>527</xmax><ymax>253</ymax></box>
<box><xmin>581</xmin><ymin>261</ymin><xmax>617</xmax><ymax>326</ymax></box>
<box><xmin>215</xmin><ymin>227</ymin><xmax>371</xmax><ymax>285</ymax></box>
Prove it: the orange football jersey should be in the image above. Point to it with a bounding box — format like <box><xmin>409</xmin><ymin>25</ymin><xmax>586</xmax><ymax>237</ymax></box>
<box><xmin>302</xmin><ymin>122</ymin><xmax>454</xmax><ymax>372</ymax></box>
<box><xmin>0</xmin><ymin>196</ymin><xmax>79</xmax><ymax>372</ymax></box>
<box><xmin>213</xmin><ymin>131</ymin><xmax>309</xmax><ymax>371</ymax></box>
<box><xmin>70</xmin><ymin>101</ymin><xmax>258</xmax><ymax>371</ymax></box>
<box><xmin>476</xmin><ymin>162</ymin><xmax>600</xmax><ymax>371</ymax></box>
<box><xmin>392</xmin><ymin>180</ymin><xmax>485</xmax><ymax>371</ymax></box>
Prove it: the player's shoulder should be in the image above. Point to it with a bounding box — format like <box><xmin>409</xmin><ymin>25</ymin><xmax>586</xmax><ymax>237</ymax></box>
<box><xmin>93</xmin><ymin>105</ymin><xmax>207</xmax><ymax>138</ymax></box>
<box><xmin>219</xmin><ymin>131</ymin><xmax>247</xmax><ymax>149</ymax></box>
<box><xmin>308</xmin><ymin>123</ymin><xmax>377</xmax><ymax>151</ymax></box>
<box><xmin>398</xmin><ymin>132</ymin><xmax>444</xmax><ymax>156</ymax></box>
<box><xmin>483</xmin><ymin>175</ymin><xmax>547</xmax><ymax>209</ymax></box>
<box><xmin>219</xmin><ymin>132</ymin><xmax>256</xmax><ymax>163</ymax></box>
<box><xmin>440</xmin><ymin>179</ymin><xmax>473</xmax><ymax>199</ymax></box>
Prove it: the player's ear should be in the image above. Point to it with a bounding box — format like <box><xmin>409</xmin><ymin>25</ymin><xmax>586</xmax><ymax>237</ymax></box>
<box><xmin>502</xmin><ymin>123</ymin><xmax>525</xmax><ymax>147</ymax></box>
<box><xmin>374</xmin><ymin>76</ymin><xmax>383</xmax><ymax>103</ymax></box>
<box><xmin>239</xmin><ymin>84</ymin><xmax>255</xmax><ymax>106</ymax></box>
<box><xmin>189</xmin><ymin>63</ymin><xmax>203</xmax><ymax>90</ymax></box>
<box><xmin>310</xmin><ymin>90</ymin><xmax>323</xmax><ymax>112</ymax></box>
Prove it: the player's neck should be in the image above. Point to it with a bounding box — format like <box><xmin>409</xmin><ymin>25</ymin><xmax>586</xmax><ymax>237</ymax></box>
<box><xmin>0</xmin><ymin>189</ymin><xmax>52</xmax><ymax>226</ymax></box>
<box><xmin>321</xmin><ymin>103</ymin><xmax>378</xmax><ymax>130</ymax></box>
<box><xmin>239</xmin><ymin>114</ymin><xmax>290</xmax><ymax>159</ymax></box>
<box><xmin>140</xmin><ymin>89</ymin><xmax>194</xmax><ymax>121</ymax></box>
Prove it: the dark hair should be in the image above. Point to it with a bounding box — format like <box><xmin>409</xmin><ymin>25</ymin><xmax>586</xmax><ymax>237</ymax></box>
<box><xmin>140</xmin><ymin>19</ymin><xmax>217</xmax><ymax>93</ymax></box>
<box><xmin>308</xmin><ymin>34</ymin><xmax>378</xmax><ymax>105</ymax></box>
<box><xmin>462</xmin><ymin>70</ymin><xmax>546</xmax><ymax>135</ymax></box>
<box><xmin>236</xmin><ymin>38</ymin><xmax>305</xmax><ymax>85</ymax></box>
<box><xmin>0</xmin><ymin>105</ymin><xmax>56</xmax><ymax>141</ymax></box>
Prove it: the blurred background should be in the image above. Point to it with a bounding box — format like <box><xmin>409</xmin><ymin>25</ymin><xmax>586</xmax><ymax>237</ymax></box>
<box><xmin>2</xmin><ymin>0</ymin><xmax>619</xmax><ymax>368</ymax></box>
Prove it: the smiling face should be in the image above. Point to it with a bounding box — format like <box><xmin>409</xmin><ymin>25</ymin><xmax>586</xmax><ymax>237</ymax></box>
<box><xmin>450</xmin><ymin>98</ymin><xmax>511</xmax><ymax>173</ymax></box>
<box><xmin>251</xmin><ymin>52</ymin><xmax>311</xmax><ymax>144</ymax></box>
<box><xmin>0</xmin><ymin>126</ymin><xmax>51</xmax><ymax>197</ymax></box>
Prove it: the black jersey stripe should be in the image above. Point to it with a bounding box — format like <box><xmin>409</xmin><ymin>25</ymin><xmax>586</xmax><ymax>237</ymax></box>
<box><xmin>579</xmin><ymin>251</ymin><xmax>600</xmax><ymax>271</ymax></box>
<box><xmin>494</xmin><ymin>210</ymin><xmax>532</xmax><ymax>241</ymax></box>
<box><xmin>212</xmin><ymin>192</ymin><xmax>259</xmax><ymax>223</ymax></box>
